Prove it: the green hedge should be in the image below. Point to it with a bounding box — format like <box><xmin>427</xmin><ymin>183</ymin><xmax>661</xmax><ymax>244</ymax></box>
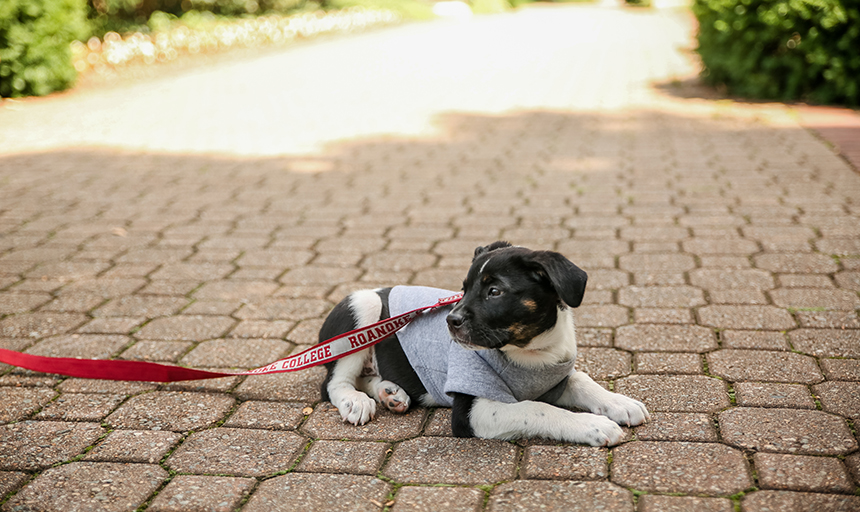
<box><xmin>0</xmin><ymin>0</ymin><xmax>89</xmax><ymax>97</ymax></box>
<box><xmin>89</xmin><ymin>0</ymin><xmax>311</xmax><ymax>27</ymax></box>
<box><xmin>86</xmin><ymin>1</ymin><xmax>294</xmax><ymax>38</ymax></box>
<box><xmin>693</xmin><ymin>0</ymin><xmax>860</xmax><ymax>106</ymax></box>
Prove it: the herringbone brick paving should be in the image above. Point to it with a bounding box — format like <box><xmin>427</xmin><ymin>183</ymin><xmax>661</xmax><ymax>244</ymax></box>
<box><xmin>1</xmin><ymin>4</ymin><xmax>859</xmax><ymax>511</ymax></box>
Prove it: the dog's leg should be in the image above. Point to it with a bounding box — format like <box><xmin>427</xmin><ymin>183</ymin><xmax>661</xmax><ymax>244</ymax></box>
<box><xmin>464</xmin><ymin>395</ymin><xmax>626</xmax><ymax>446</ymax></box>
<box><xmin>358</xmin><ymin>376</ymin><xmax>411</xmax><ymax>413</ymax></box>
<box><xmin>328</xmin><ymin>353</ymin><xmax>377</xmax><ymax>425</ymax></box>
<box><xmin>554</xmin><ymin>372</ymin><xmax>650</xmax><ymax>427</ymax></box>
<box><xmin>323</xmin><ymin>290</ymin><xmax>387</xmax><ymax>426</ymax></box>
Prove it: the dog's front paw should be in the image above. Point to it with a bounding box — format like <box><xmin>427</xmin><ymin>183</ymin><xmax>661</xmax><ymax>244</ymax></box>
<box><xmin>337</xmin><ymin>390</ymin><xmax>377</xmax><ymax>425</ymax></box>
<box><xmin>376</xmin><ymin>380</ymin><xmax>410</xmax><ymax>413</ymax></box>
<box><xmin>567</xmin><ymin>413</ymin><xmax>625</xmax><ymax>447</ymax></box>
<box><xmin>594</xmin><ymin>394</ymin><xmax>651</xmax><ymax>427</ymax></box>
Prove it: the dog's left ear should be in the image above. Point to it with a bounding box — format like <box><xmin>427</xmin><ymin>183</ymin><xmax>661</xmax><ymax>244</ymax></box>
<box><xmin>473</xmin><ymin>241</ymin><xmax>513</xmax><ymax>262</ymax></box>
<box><xmin>527</xmin><ymin>251</ymin><xmax>588</xmax><ymax>308</ymax></box>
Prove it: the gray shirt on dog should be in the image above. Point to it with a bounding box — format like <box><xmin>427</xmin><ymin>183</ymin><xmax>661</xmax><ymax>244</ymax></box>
<box><xmin>389</xmin><ymin>286</ymin><xmax>575</xmax><ymax>407</ymax></box>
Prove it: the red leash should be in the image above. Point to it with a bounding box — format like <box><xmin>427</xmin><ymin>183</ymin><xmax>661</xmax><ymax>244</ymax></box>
<box><xmin>0</xmin><ymin>293</ymin><xmax>463</xmax><ymax>382</ymax></box>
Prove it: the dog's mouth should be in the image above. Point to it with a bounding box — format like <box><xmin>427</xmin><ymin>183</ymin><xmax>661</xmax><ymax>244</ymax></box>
<box><xmin>448</xmin><ymin>324</ymin><xmax>510</xmax><ymax>351</ymax></box>
<box><xmin>447</xmin><ymin>327</ymin><xmax>485</xmax><ymax>351</ymax></box>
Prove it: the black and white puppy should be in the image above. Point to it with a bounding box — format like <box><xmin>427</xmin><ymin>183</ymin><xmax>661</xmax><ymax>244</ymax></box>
<box><xmin>317</xmin><ymin>241</ymin><xmax>650</xmax><ymax>446</ymax></box>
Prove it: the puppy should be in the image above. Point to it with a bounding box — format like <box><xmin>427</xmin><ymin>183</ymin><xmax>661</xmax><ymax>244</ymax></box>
<box><xmin>317</xmin><ymin>241</ymin><xmax>650</xmax><ymax>446</ymax></box>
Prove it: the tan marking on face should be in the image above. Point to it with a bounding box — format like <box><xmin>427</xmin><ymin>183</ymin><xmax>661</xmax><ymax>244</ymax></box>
<box><xmin>521</xmin><ymin>299</ymin><xmax>537</xmax><ymax>312</ymax></box>
<box><xmin>506</xmin><ymin>322</ymin><xmax>542</xmax><ymax>346</ymax></box>
<box><xmin>507</xmin><ymin>323</ymin><xmax>527</xmax><ymax>337</ymax></box>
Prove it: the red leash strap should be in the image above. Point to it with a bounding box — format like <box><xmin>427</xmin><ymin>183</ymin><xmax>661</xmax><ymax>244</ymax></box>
<box><xmin>0</xmin><ymin>293</ymin><xmax>463</xmax><ymax>382</ymax></box>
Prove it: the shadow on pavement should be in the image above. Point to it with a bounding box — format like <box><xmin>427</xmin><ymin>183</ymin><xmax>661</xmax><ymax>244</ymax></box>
<box><xmin>1</xmin><ymin>107</ymin><xmax>853</xmax><ymax>294</ymax></box>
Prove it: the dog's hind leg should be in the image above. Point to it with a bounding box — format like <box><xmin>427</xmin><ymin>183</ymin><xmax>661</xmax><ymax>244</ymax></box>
<box><xmin>358</xmin><ymin>375</ymin><xmax>411</xmax><ymax>413</ymax></box>
<box><xmin>320</xmin><ymin>290</ymin><xmax>385</xmax><ymax>425</ymax></box>
<box><xmin>328</xmin><ymin>353</ymin><xmax>377</xmax><ymax>425</ymax></box>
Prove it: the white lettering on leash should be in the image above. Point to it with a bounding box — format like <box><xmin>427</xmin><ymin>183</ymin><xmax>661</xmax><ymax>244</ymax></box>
<box><xmin>285</xmin><ymin>344</ymin><xmax>332</xmax><ymax>368</ymax></box>
<box><xmin>347</xmin><ymin>314</ymin><xmax>411</xmax><ymax>349</ymax></box>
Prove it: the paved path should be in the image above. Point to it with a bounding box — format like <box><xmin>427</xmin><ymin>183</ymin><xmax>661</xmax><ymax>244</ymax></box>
<box><xmin>1</xmin><ymin>4</ymin><xmax>859</xmax><ymax>511</ymax></box>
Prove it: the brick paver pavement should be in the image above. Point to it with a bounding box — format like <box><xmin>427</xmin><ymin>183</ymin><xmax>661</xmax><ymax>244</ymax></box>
<box><xmin>1</xmin><ymin>4</ymin><xmax>859</xmax><ymax>511</ymax></box>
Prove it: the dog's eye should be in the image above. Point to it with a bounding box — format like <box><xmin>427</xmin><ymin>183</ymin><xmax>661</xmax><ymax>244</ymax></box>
<box><xmin>487</xmin><ymin>287</ymin><xmax>502</xmax><ymax>298</ymax></box>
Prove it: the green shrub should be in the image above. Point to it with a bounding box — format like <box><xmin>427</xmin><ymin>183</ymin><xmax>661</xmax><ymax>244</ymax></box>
<box><xmin>87</xmin><ymin>0</ymin><xmax>317</xmax><ymax>36</ymax></box>
<box><xmin>0</xmin><ymin>0</ymin><xmax>89</xmax><ymax>97</ymax></box>
<box><xmin>91</xmin><ymin>0</ymin><xmax>308</xmax><ymax>18</ymax></box>
<box><xmin>693</xmin><ymin>0</ymin><xmax>860</xmax><ymax>106</ymax></box>
<box><xmin>187</xmin><ymin>0</ymin><xmax>308</xmax><ymax>16</ymax></box>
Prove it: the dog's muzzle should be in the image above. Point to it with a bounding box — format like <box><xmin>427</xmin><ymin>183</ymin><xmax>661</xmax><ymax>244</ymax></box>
<box><xmin>446</xmin><ymin>311</ymin><xmax>483</xmax><ymax>350</ymax></box>
<box><xmin>446</xmin><ymin>311</ymin><xmax>466</xmax><ymax>339</ymax></box>
<box><xmin>446</xmin><ymin>310</ymin><xmax>465</xmax><ymax>329</ymax></box>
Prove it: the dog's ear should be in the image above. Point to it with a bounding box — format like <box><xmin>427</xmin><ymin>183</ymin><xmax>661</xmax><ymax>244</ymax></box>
<box><xmin>473</xmin><ymin>241</ymin><xmax>513</xmax><ymax>262</ymax></box>
<box><xmin>527</xmin><ymin>251</ymin><xmax>588</xmax><ymax>308</ymax></box>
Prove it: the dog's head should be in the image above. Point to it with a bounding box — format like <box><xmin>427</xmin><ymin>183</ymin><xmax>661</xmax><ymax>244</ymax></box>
<box><xmin>446</xmin><ymin>241</ymin><xmax>587</xmax><ymax>350</ymax></box>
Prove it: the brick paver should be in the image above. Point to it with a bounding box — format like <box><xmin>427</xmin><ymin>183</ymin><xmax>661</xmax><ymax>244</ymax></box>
<box><xmin>611</xmin><ymin>441</ymin><xmax>752</xmax><ymax>495</ymax></box>
<box><xmin>3</xmin><ymin>462</ymin><xmax>166</xmax><ymax>512</ymax></box>
<box><xmin>148</xmin><ymin>475</ymin><xmax>256</xmax><ymax>512</ymax></box>
<box><xmin>1</xmin><ymin>2</ymin><xmax>859</xmax><ymax>510</ymax></box>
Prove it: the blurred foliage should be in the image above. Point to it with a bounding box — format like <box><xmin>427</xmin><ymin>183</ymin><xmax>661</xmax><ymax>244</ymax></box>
<box><xmin>87</xmin><ymin>0</ymin><xmax>321</xmax><ymax>35</ymax></box>
<box><xmin>506</xmin><ymin>0</ymin><xmax>598</xmax><ymax>7</ymax></box>
<box><xmin>693</xmin><ymin>0</ymin><xmax>860</xmax><ymax>106</ymax></box>
<box><xmin>471</xmin><ymin>0</ymin><xmax>510</xmax><ymax>13</ymax></box>
<box><xmin>325</xmin><ymin>0</ymin><xmax>434</xmax><ymax>19</ymax></box>
<box><xmin>73</xmin><ymin>8</ymin><xmax>399</xmax><ymax>76</ymax></box>
<box><xmin>0</xmin><ymin>0</ymin><xmax>90</xmax><ymax>97</ymax></box>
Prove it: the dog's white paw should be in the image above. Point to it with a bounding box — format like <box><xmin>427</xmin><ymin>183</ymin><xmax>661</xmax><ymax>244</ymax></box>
<box><xmin>376</xmin><ymin>380</ymin><xmax>410</xmax><ymax>413</ymax></box>
<box><xmin>337</xmin><ymin>390</ymin><xmax>377</xmax><ymax>425</ymax></box>
<box><xmin>593</xmin><ymin>394</ymin><xmax>651</xmax><ymax>427</ymax></box>
<box><xmin>568</xmin><ymin>413</ymin><xmax>626</xmax><ymax>447</ymax></box>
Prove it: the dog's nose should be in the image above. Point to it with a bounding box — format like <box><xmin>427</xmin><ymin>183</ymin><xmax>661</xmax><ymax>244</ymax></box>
<box><xmin>446</xmin><ymin>312</ymin><xmax>465</xmax><ymax>330</ymax></box>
